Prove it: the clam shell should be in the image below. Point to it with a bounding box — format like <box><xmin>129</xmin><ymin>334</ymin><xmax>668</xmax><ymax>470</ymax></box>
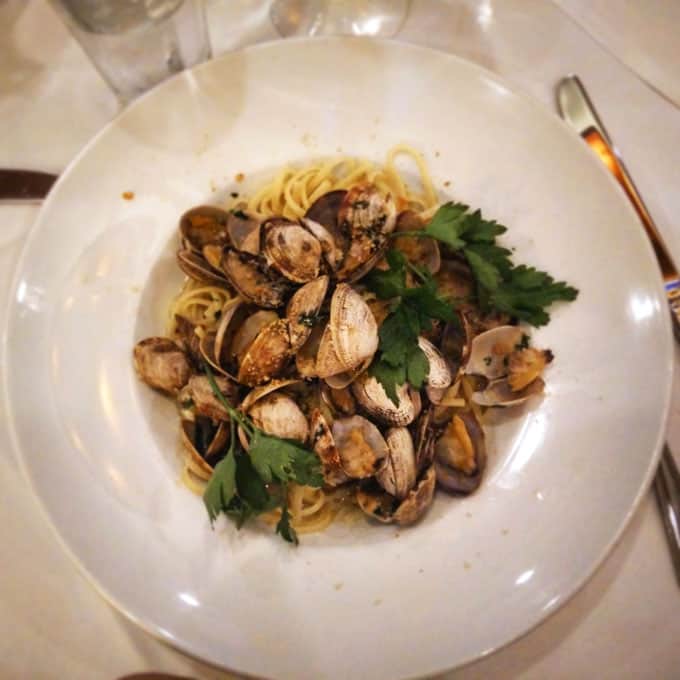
<box><xmin>179</xmin><ymin>205</ymin><xmax>230</xmax><ymax>253</ymax></box>
<box><xmin>176</xmin><ymin>249</ymin><xmax>230</xmax><ymax>287</ymax></box>
<box><xmin>179</xmin><ymin>374</ymin><xmax>239</xmax><ymax>421</ymax></box>
<box><xmin>240</xmin><ymin>378</ymin><xmax>302</xmax><ymax>412</ymax></box>
<box><xmin>263</xmin><ymin>219</ymin><xmax>322</xmax><ymax>283</ymax></box>
<box><xmin>296</xmin><ymin>323</ymin><xmax>325</xmax><ymax>378</ymax></box>
<box><xmin>377</xmin><ymin>427</ymin><xmax>417</xmax><ymax>500</ymax></box>
<box><xmin>300</xmin><ymin>218</ymin><xmax>343</xmax><ymax>270</ymax></box>
<box><xmin>320</xmin><ymin>283</ymin><xmax>378</xmax><ymax>376</ymax></box>
<box><xmin>465</xmin><ymin>325</ymin><xmax>524</xmax><ymax>379</ymax></box>
<box><xmin>227</xmin><ymin>208</ymin><xmax>261</xmax><ymax>255</ymax></box>
<box><xmin>418</xmin><ymin>336</ymin><xmax>452</xmax><ymax>389</ymax></box>
<box><xmin>133</xmin><ymin>337</ymin><xmax>191</xmax><ymax>395</ymax></box>
<box><xmin>222</xmin><ymin>250</ymin><xmax>290</xmax><ymax>308</ymax></box>
<box><xmin>230</xmin><ymin>309</ymin><xmax>279</xmax><ymax>365</ymax></box>
<box><xmin>249</xmin><ymin>393</ymin><xmax>309</xmax><ymax>444</ymax></box>
<box><xmin>332</xmin><ymin>415</ymin><xmax>388</xmax><ymax>479</ymax></box>
<box><xmin>472</xmin><ymin>376</ymin><xmax>545</xmax><ymax>407</ymax></box>
<box><xmin>351</xmin><ymin>372</ymin><xmax>416</xmax><ymax>426</ymax></box>
<box><xmin>286</xmin><ymin>275</ymin><xmax>329</xmax><ymax>352</ymax></box>
<box><xmin>237</xmin><ymin>319</ymin><xmax>291</xmax><ymax>386</ymax></box>
<box><xmin>309</xmin><ymin>408</ymin><xmax>348</xmax><ymax>487</ymax></box>
<box><xmin>434</xmin><ymin>411</ymin><xmax>486</xmax><ymax>494</ymax></box>
<box><xmin>180</xmin><ymin>418</ymin><xmax>229</xmax><ymax>477</ymax></box>
<box><xmin>393</xmin><ymin>465</ymin><xmax>436</xmax><ymax>525</ymax></box>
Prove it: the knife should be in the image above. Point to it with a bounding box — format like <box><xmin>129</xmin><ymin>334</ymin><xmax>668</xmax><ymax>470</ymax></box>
<box><xmin>0</xmin><ymin>169</ymin><xmax>58</xmax><ymax>203</ymax></box>
<box><xmin>557</xmin><ymin>74</ymin><xmax>680</xmax><ymax>587</ymax></box>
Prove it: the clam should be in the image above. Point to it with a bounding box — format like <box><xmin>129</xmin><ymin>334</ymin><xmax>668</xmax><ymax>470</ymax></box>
<box><xmin>323</xmin><ymin>357</ymin><xmax>371</xmax><ymax>390</ymax></box>
<box><xmin>221</xmin><ymin>250</ymin><xmax>290</xmax><ymax>308</ymax></box>
<box><xmin>309</xmin><ymin>409</ymin><xmax>348</xmax><ymax>486</ymax></box>
<box><xmin>227</xmin><ymin>208</ymin><xmax>261</xmax><ymax>255</ymax></box>
<box><xmin>263</xmin><ymin>218</ymin><xmax>323</xmax><ymax>283</ymax></box>
<box><xmin>237</xmin><ymin>318</ymin><xmax>291</xmax><ymax>386</ymax></box>
<box><xmin>230</xmin><ymin>309</ymin><xmax>279</xmax><ymax>365</ymax></box>
<box><xmin>286</xmin><ymin>275</ymin><xmax>329</xmax><ymax>352</ymax></box>
<box><xmin>393</xmin><ymin>210</ymin><xmax>441</xmax><ymax>274</ymax></box>
<box><xmin>465</xmin><ymin>325</ymin><xmax>524</xmax><ymax>380</ymax></box>
<box><xmin>332</xmin><ymin>415</ymin><xmax>388</xmax><ymax>479</ymax></box>
<box><xmin>351</xmin><ymin>372</ymin><xmax>416</xmax><ymax>426</ymax></box>
<box><xmin>465</xmin><ymin>326</ymin><xmax>552</xmax><ymax>406</ymax></box>
<box><xmin>305</xmin><ymin>189</ymin><xmax>346</xmax><ymax>233</ymax></box>
<box><xmin>335</xmin><ymin>184</ymin><xmax>397</xmax><ymax>281</ymax></box>
<box><xmin>301</xmin><ymin>218</ymin><xmax>343</xmax><ymax>270</ymax></box>
<box><xmin>320</xmin><ymin>383</ymin><xmax>356</xmax><ymax>417</ymax></box>
<box><xmin>172</xmin><ymin>315</ymin><xmax>202</xmax><ymax>366</ymax></box>
<box><xmin>296</xmin><ymin>322</ymin><xmax>325</xmax><ymax>378</ymax></box>
<box><xmin>418</xmin><ymin>336</ymin><xmax>452</xmax><ymax>404</ymax></box>
<box><xmin>316</xmin><ymin>284</ymin><xmax>378</xmax><ymax>378</ymax></box>
<box><xmin>176</xmin><ymin>249</ymin><xmax>230</xmax><ymax>287</ymax></box>
<box><xmin>472</xmin><ymin>375</ymin><xmax>546</xmax><ymax>407</ymax></box>
<box><xmin>376</xmin><ymin>427</ymin><xmax>417</xmax><ymax>500</ymax></box>
<box><xmin>356</xmin><ymin>465</ymin><xmax>436</xmax><ymax>525</ymax></box>
<box><xmin>440</xmin><ymin>313</ymin><xmax>473</xmax><ymax>377</ymax></box>
<box><xmin>180</xmin><ymin>417</ymin><xmax>229</xmax><ymax>477</ymax></box>
<box><xmin>178</xmin><ymin>374</ymin><xmax>239</xmax><ymax>421</ymax></box>
<box><xmin>197</xmin><ymin>298</ymin><xmax>245</xmax><ymax>377</ymax></box>
<box><xmin>242</xmin><ymin>380</ymin><xmax>309</xmax><ymax>444</ymax></box>
<box><xmin>133</xmin><ymin>337</ymin><xmax>192</xmax><ymax>395</ymax></box>
<box><xmin>412</xmin><ymin>407</ymin><xmax>437</xmax><ymax>472</ymax></box>
<box><xmin>434</xmin><ymin>411</ymin><xmax>486</xmax><ymax>494</ymax></box>
<box><xmin>179</xmin><ymin>205</ymin><xmax>230</xmax><ymax>252</ymax></box>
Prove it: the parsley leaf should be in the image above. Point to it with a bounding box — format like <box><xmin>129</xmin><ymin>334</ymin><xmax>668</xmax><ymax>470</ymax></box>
<box><xmin>420</xmin><ymin>203</ymin><xmax>578</xmax><ymax>325</ymax></box>
<box><xmin>203</xmin><ymin>450</ymin><xmax>237</xmax><ymax>522</ymax></box>
<box><xmin>275</xmin><ymin>494</ymin><xmax>299</xmax><ymax>545</ymax></box>
<box><xmin>369</xmin><ymin>359</ymin><xmax>406</xmax><ymax>405</ymax></box>
<box><xmin>489</xmin><ymin>265</ymin><xmax>578</xmax><ymax>326</ymax></box>
<box><xmin>406</xmin><ymin>344</ymin><xmax>429</xmax><ymax>390</ymax></box>
<box><xmin>364</xmin><ymin>250</ymin><xmax>408</xmax><ymax>298</ymax></box>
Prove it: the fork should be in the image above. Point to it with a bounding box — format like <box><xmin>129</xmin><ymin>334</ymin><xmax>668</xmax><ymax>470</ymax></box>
<box><xmin>557</xmin><ymin>75</ymin><xmax>680</xmax><ymax>587</ymax></box>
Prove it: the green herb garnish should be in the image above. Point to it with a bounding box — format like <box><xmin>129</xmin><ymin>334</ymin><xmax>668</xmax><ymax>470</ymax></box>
<box><xmin>201</xmin><ymin>364</ymin><xmax>322</xmax><ymax>543</ymax></box>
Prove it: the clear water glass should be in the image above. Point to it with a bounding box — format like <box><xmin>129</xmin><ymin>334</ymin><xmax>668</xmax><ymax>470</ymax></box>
<box><xmin>49</xmin><ymin>0</ymin><xmax>211</xmax><ymax>103</ymax></box>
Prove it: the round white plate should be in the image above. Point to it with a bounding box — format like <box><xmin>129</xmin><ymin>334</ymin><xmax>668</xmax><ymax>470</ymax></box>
<box><xmin>3</xmin><ymin>39</ymin><xmax>672</xmax><ymax>679</ymax></box>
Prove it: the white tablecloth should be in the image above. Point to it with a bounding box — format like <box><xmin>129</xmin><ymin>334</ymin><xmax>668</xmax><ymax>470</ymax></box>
<box><xmin>1</xmin><ymin>1</ymin><xmax>679</xmax><ymax>678</ymax></box>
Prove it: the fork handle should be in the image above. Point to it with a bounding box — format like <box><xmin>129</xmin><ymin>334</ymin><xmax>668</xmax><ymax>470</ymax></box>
<box><xmin>654</xmin><ymin>446</ymin><xmax>680</xmax><ymax>587</ymax></box>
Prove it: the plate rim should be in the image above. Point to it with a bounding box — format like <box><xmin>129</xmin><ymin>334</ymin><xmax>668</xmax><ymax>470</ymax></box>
<box><xmin>2</xmin><ymin>36</ymin><xmax>674</xmax><ymax>678</ymax></box>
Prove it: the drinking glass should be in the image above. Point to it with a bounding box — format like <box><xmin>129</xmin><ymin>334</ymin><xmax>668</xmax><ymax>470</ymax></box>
<box><xmin>270</xmin><ymin>0</ymin><xmax>409</xmax><ymax>38</ymax></box>
<box><xmin>49</xmin><ymin>0</ymin><xmax>212</xmax><ymax>103</ymax></box>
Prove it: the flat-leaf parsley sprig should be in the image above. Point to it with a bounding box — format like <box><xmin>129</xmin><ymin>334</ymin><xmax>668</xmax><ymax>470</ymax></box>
<box><xmin>201</xmin><ymin>364</ymin><xmax>323</xmax><ymax>544</ymax></box>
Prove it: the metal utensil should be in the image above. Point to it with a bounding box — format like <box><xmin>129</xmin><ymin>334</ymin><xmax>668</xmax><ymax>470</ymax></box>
<box><xmin>557</xmin><ymin>74</ymin><xmax>680</xmax><ymax>587</ymax></box>
<box><xmin>0</xmin><ymin>169</ymin><xmax>58</xmax><ymax>203</ymax></box>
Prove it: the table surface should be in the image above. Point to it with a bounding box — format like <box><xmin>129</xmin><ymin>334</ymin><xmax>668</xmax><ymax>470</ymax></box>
<box><xmin>1</xmin><ymin>1</ymin><xmax>679</xmax><ymax>678</ymax></box>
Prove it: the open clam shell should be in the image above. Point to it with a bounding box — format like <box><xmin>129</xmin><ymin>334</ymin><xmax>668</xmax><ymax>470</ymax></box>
<box><xmin>434</xmin><ymin>411</ymin><xmax>486</xmax><ymax>494</ymax></box>
<box><xmin>465</xmin><ymin>325</ymin><xmax>524</xmax><ymax>380</ymax></box>
<box><xmin>356</xmin><ymin>465</ymin><xmax>436</xmax><ymax>525</ymax></box>
<box><xmin>263</xmin><ymin>218</ymin><xmax>323</xmax><ymax>283</ymax></box>
<box><xmin>176</xmin><ymin>249</ymin><xmax>230</xmax><ymax>287</ymax></box>
<box><xmin>286</xmin><ymin>275</ymin><xmax>329</xmax><ymax>352</ymax></box>
<box><xmin>331</xmin><ymin>414</ymin><xmax>388</xmax><ymax>479</ymax></box>
<box><xmin>376</xmin><ymin>427</ymin><xmax>417</xmax><ymax>500</ymax></box>
<box><xmin>351</xmin><ymin>372</ymin><xmax>417</xmax><ymax>427</ymax></box>
<box><xmin>316</xmin><ymin>283</ymin><xmax>378</xmax><ymax>378</ymax></box>
<box><xmin>180</xmin><ymin>418</ymin><xmax>229</xmax><ymax>477</ymax></box>
<box><xmin>179</xmin><ymin>205</ymin><xmax>231</xmax><ymax>253</ymax></box>
<box><xmin>227</xmin><ymin>208</ymin><xmax>261</xmax><ymax>255</ymax></box>
<box><xmin>221</xmin><ymin>250</ymin><xmax>290</xmax><ymax>309</ymax></box>
<box><xmin>237</xmin><ymin>318</ymin><xmax>291</xmax><ymax>386</ymax></box>
<box><xmin>179</xmin><ymin>374</ymin><xmax>239</xmax><ymax>421</ymax></box>
<box><xmin>309</xmin><ymin>408</ymin><xmax>348</xmax><ymax>487</ymax></box>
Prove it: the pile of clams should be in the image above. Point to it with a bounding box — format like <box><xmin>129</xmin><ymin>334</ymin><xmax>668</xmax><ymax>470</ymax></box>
<box><xmin>134</xmin><ymin>183</ymin><xmax>552</xmax><ymax>527</ymax></box>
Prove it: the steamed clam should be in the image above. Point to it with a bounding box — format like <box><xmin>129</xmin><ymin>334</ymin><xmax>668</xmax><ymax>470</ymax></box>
<box><xmin>133</xmin><ymin>337</ymin><xmax>192</xmax><ymax>395</ymax></box>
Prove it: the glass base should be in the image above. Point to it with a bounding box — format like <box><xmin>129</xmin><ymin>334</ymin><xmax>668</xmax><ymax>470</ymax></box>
<box><xmin>270</xmin><ymin>0</ymin><xmax>409</xmax><ymax>38</ymax></box>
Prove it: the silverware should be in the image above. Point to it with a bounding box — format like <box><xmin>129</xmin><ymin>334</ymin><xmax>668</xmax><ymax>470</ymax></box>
<box><xmin>0</xmin><ymin>169</ymin><xmax>58</xmax><ymax>203</ymax></box>
<box><xmin>557</xmin><ymin>74</ymin><xmax>680</xmax><ymax>587</ymax></box>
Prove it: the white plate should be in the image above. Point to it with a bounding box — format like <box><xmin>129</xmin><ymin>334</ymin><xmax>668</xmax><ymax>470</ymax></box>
<box><xmin>3</xmin><ymin>39</ymin><xmax>672</xmax><ymax>679</ymax></box>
